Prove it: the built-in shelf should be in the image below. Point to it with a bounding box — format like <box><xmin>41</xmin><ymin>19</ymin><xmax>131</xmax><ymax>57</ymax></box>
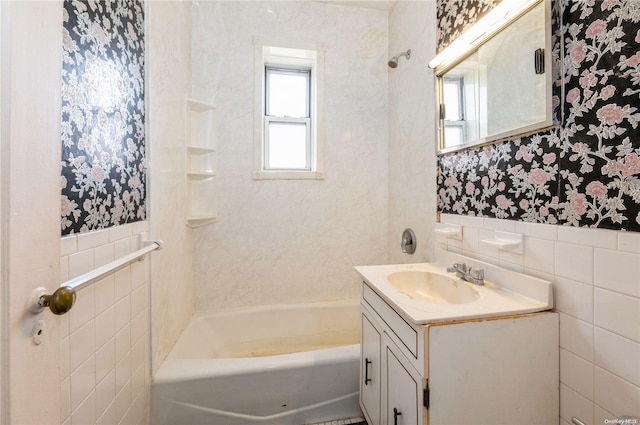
<box><xmin>187</xmin><ymin>215</ymin><xmax>218</xmax><ymax>228</ymax></box>
<box><xmin>186</xmin><ymin>98</ymin><xmax>218</xmax><ymax>227</ymax></box>
<box><xmin>186</xmin><ymin>98</ymin><xmax>216</xmax><ymax>112</ymax></box>
<box><xmin>187</xmin><ymin>146</ymin><xmax>216</xmax><ymax>155</ymax></box>
<box><xmin>187</xmin><ymin>171</ymin><xmax>217</xmax><ymax>179</ymax></box>
<box><xmin>186</xmin><ymin>145</ymin><xmax>216</xmax><ymax>155</ymax></box>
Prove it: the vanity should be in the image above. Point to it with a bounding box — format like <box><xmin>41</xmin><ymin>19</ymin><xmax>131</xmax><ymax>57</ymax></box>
<box><xmin>356</xmin><ymin>249</ymin><xmax>558</xmax><ymax>425</ymax></box>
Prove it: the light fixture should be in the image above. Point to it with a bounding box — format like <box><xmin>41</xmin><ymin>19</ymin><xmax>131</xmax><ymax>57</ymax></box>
<box><xmin>428</xmin><ymin>0</ymin><xmax>541</xmax><ymax>71</ymax></box>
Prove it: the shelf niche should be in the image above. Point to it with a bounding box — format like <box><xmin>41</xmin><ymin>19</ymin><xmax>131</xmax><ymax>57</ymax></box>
<box><xmin>186</xmin><ymin>98</ymin><xmax>218</xmax><ymax>227</ymax></box>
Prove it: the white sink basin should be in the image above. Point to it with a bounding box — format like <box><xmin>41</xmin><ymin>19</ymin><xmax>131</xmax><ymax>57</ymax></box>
<box><xmin>387</xmin><ymin>270</ymin><xmax>479</xmax><ymax>304</ymax></box>
<box><xmin>355</xmin><ymin>249</ymin><xmax>553</xmax><ymax>325</ymax></box>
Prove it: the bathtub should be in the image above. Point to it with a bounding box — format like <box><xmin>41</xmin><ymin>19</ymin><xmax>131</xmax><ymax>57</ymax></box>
<box><xmin>150</xmin><ymin>300</ymin><xmax>362</xmax><ymax>425</ymax></box>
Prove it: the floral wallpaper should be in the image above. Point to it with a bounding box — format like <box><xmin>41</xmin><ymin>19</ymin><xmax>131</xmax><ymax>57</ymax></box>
<box><xmin>61</xmin><ymin>0</ymin><xmax>146</xmax><ymax>235</ymax></box>
<box><xmin>437</xmin><ymin>0</ymin><xmax>640</xmax><ymax>232</ymax></box>
<box><xmin>439</xmin><ymin>131</ymin><xmax>562</xmax><ymax>223</ymax></box>
<box><xmin>436</xmin><ymin>0</ymin><xmax>502</xmax><ymax>53</ymax></box>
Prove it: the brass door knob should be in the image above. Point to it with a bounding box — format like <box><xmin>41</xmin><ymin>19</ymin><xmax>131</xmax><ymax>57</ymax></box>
<box><xmin>30</xmin><ymin>286</ymin><xmax>76</xmax><ymax>315</ymax></box>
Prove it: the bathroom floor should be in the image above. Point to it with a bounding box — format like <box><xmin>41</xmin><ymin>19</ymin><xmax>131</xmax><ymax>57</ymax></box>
<box><xmin>306</xmin><ymin>417</ymin><xmax>367</xmax><ymax>425</ymax></box>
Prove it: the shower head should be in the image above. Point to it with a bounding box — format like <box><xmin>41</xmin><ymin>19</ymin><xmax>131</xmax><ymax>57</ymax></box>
<box><xmin>388</xmin><ymin>49</ymin><xmax>411</xmax><ymax>68</ymax></box>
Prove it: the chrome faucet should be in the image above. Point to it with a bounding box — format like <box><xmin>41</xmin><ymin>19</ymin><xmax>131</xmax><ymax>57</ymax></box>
<box><xmin>447</xmin><ymin>262</ymin><xmax>485</xmax><ymax>285</ymax></box>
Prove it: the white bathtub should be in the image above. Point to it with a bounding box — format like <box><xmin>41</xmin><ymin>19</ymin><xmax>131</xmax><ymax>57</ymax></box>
<box><xmin>150</xmin><ymin>300</ymin><xmax>362</xmax><ymax>425</ymax></box>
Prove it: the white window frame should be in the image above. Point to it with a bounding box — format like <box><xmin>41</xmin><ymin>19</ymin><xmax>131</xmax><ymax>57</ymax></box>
<box><xmin>253</xmin><ymin>37</ymin><xmax>325</xmax><ymax>180</ymax></box>
<box><xmin>442</xmin><ymin>76</ymin><xmax>467</xmax><ymax>150</ymax></box>
<box><xmin>264</xmin><ymin>66</ymin><xmax>312</xmax><ymax>171</ymax></box>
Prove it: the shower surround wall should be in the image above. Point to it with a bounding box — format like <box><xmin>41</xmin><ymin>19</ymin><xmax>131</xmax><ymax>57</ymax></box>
<box><xmin>435</xmin><ymin>0</ymin><xmax>640</xmax><ymax>421</ymax></box>
<box><xmin>147</xmin><ymin>0</ymin><xmax>196</xmax><ymax>376</ymax></box>
<box><xmin>388</xmin><ymin>0</ymin><xmax>437</xmax><ymax>263</ymax></box>
<box><xmin>191</xmin><ymin>1</ymin><xmax>389</xmax><ymax>310</ymax></box>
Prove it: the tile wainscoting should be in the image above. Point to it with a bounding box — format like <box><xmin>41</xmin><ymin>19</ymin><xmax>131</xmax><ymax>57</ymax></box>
<box><xmin>437</xmin><ymin>213</ymin><xmax>640</xmax><ymax>422</ymax></box>
<box><xmin>59</xmin><ymin>221</ymin><xmax>151</xmax><ymax>425</ymax></box>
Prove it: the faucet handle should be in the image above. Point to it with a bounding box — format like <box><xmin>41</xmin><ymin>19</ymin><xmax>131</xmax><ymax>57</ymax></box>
<box><xmin>471</xmin><ymin>268</ymin><xmax>484</xmax><ymax>280</ymax></box>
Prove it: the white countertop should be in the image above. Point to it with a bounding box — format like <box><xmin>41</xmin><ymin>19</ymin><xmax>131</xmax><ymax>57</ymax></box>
<box><xmin>355</xmin><ymin>249</ymin><xmax>553</xmax><ymax>325</ymax></box>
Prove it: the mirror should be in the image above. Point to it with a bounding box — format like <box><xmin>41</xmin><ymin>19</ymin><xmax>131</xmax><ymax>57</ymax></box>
<box><xmin>435</xmin><ymin>0</ymin><xmax>553</xmax><ymax>154</ymax></box>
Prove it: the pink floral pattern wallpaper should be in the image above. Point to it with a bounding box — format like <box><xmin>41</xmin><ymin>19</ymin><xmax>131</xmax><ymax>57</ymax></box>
<box><xmin>437</xmin><ymin>0</ymin><xmax>640</xmax><ymax>232</ymax></box>
<box><xmin>436</xmin><ymin>0</ymin><xmax>502</xmax><ymax>53</ymax></box>
<box><xmin>61</xmin><ymin>0</ymin><xmax>146</xmax><ymax>235</ymax></box>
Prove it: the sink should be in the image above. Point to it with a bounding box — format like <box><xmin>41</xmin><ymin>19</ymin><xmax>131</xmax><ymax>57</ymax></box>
<box><xmin>387</xmin><ymin>271</ymin><xmax>479</xmax><ymax>304</ymax></box>
<box><xmin>355</xmin><ymin>248</ymin><xmax>554</xmax><ymax>325</ymax></box>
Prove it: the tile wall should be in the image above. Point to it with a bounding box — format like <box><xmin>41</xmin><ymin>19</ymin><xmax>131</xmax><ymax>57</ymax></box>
<box><xmin>438</xmin><ymin>213</ymin><xmax>640</xmax><ymax>422</ymax></box>
<box><xmin>59</xmin><ymin>221</ymin><xmax>151</xmax><ymax>425</ymax></box>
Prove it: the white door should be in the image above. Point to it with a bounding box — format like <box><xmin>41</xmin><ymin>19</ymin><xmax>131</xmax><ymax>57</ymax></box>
<box><xmin>0</xmin><ymin>3</ymin><xmax>4</xmax><ymax>422</ymax></box>
<box><xmin>2</xmin><ymin>1</ymin><xmax>63</xmax><ymax>424</ymax></box>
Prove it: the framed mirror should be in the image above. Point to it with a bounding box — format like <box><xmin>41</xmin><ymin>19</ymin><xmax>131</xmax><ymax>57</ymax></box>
<box><xmin>432</xmin><ymin>0</ymin><xmax>554</xmax><ymax>154</ymax></box>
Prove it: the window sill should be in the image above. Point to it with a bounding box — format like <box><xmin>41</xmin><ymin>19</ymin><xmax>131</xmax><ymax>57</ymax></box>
<box><xmin>252</xmin><ymin>170</ymin><xmax>325</xmax><ymax>180</ymax></box>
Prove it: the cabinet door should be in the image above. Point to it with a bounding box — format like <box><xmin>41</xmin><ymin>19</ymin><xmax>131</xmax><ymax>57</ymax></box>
<box><xmin>386</xmin><ymin>348</ymin><xmax>418</xmax><ymax>425</ymax></box>
<box><xmin>427</xmin><ymin>314</ymin><xmax>559</xmax><ymax>424</ymax></box>
<box><xmin>361</xmin><ymin>312</ymin><xmax>381</xmax><ymax>425</ymax></box>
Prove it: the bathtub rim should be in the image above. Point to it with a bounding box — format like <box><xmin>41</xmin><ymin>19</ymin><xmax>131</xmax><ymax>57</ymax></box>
<box><xmin>154</xmin><ymin>298</ymin><xmax>362</xmax><ymax>384</ymax></box>
<box><xmin>184</xmin><ymin>298</ymin><xmax>360</xmax><ymax>323</ymax></box>
<box><xmin>154</xmin><ymin>343</ymin><xmax>361</xmax><ymax>384</ymax></box>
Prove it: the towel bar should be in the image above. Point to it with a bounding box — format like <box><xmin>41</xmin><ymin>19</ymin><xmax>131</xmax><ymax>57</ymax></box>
<box><xmin>29</xmin><ymin>240</ymin><xmax>162</xmax><ymax>316</ymax></box>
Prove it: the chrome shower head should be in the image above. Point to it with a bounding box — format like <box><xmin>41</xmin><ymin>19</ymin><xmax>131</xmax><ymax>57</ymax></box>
<box><xmin>388</xmin><ymin>49</ymin><xmax>411</xmax><ymax>68</ymax></box>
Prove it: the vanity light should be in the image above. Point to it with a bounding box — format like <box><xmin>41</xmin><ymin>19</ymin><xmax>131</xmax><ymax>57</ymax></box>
<box><xmin>428</xmin><ymin>0</ymin><xmax>541</xmax><ymax>71</ymax></box>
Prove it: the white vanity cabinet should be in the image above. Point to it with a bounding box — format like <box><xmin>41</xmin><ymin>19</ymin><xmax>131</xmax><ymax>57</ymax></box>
<box><xmin>360</xmin><ymin>281</ymin><xmax>559</xmax><ymax>425</ymax></box>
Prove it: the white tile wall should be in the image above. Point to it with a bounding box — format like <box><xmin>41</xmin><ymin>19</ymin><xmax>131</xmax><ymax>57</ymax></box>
<box><xmin>439</xmin><ymin>214</ymin><xmax>640</xmax><ymax>422</ymax></box>
<box><xmin>60</xmin><ymin>221</ymin><xmax>150</xmax><ymax>425</ymax></box>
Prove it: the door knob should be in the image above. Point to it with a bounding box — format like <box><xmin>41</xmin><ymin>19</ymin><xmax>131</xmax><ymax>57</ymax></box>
<box><xmin>29</xmin><ymin>286</ymin><xmax>76</xmax><ymax>315</ymax></box>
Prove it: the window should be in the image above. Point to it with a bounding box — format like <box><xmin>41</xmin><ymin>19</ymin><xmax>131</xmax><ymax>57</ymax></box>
<box><xmin>253</xmin><ymin>38</ymin><xmax>325</xmax><ymax>180</ymax></box>
<box><xmin>264</xmin><ymin>67</ymin><xmax>311</xmax><ymax>170</ymax></box>
<box><xmin>442</xmin><ymin>77</ymin><xmax>466</xmax><ymax>149</ymax></box>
